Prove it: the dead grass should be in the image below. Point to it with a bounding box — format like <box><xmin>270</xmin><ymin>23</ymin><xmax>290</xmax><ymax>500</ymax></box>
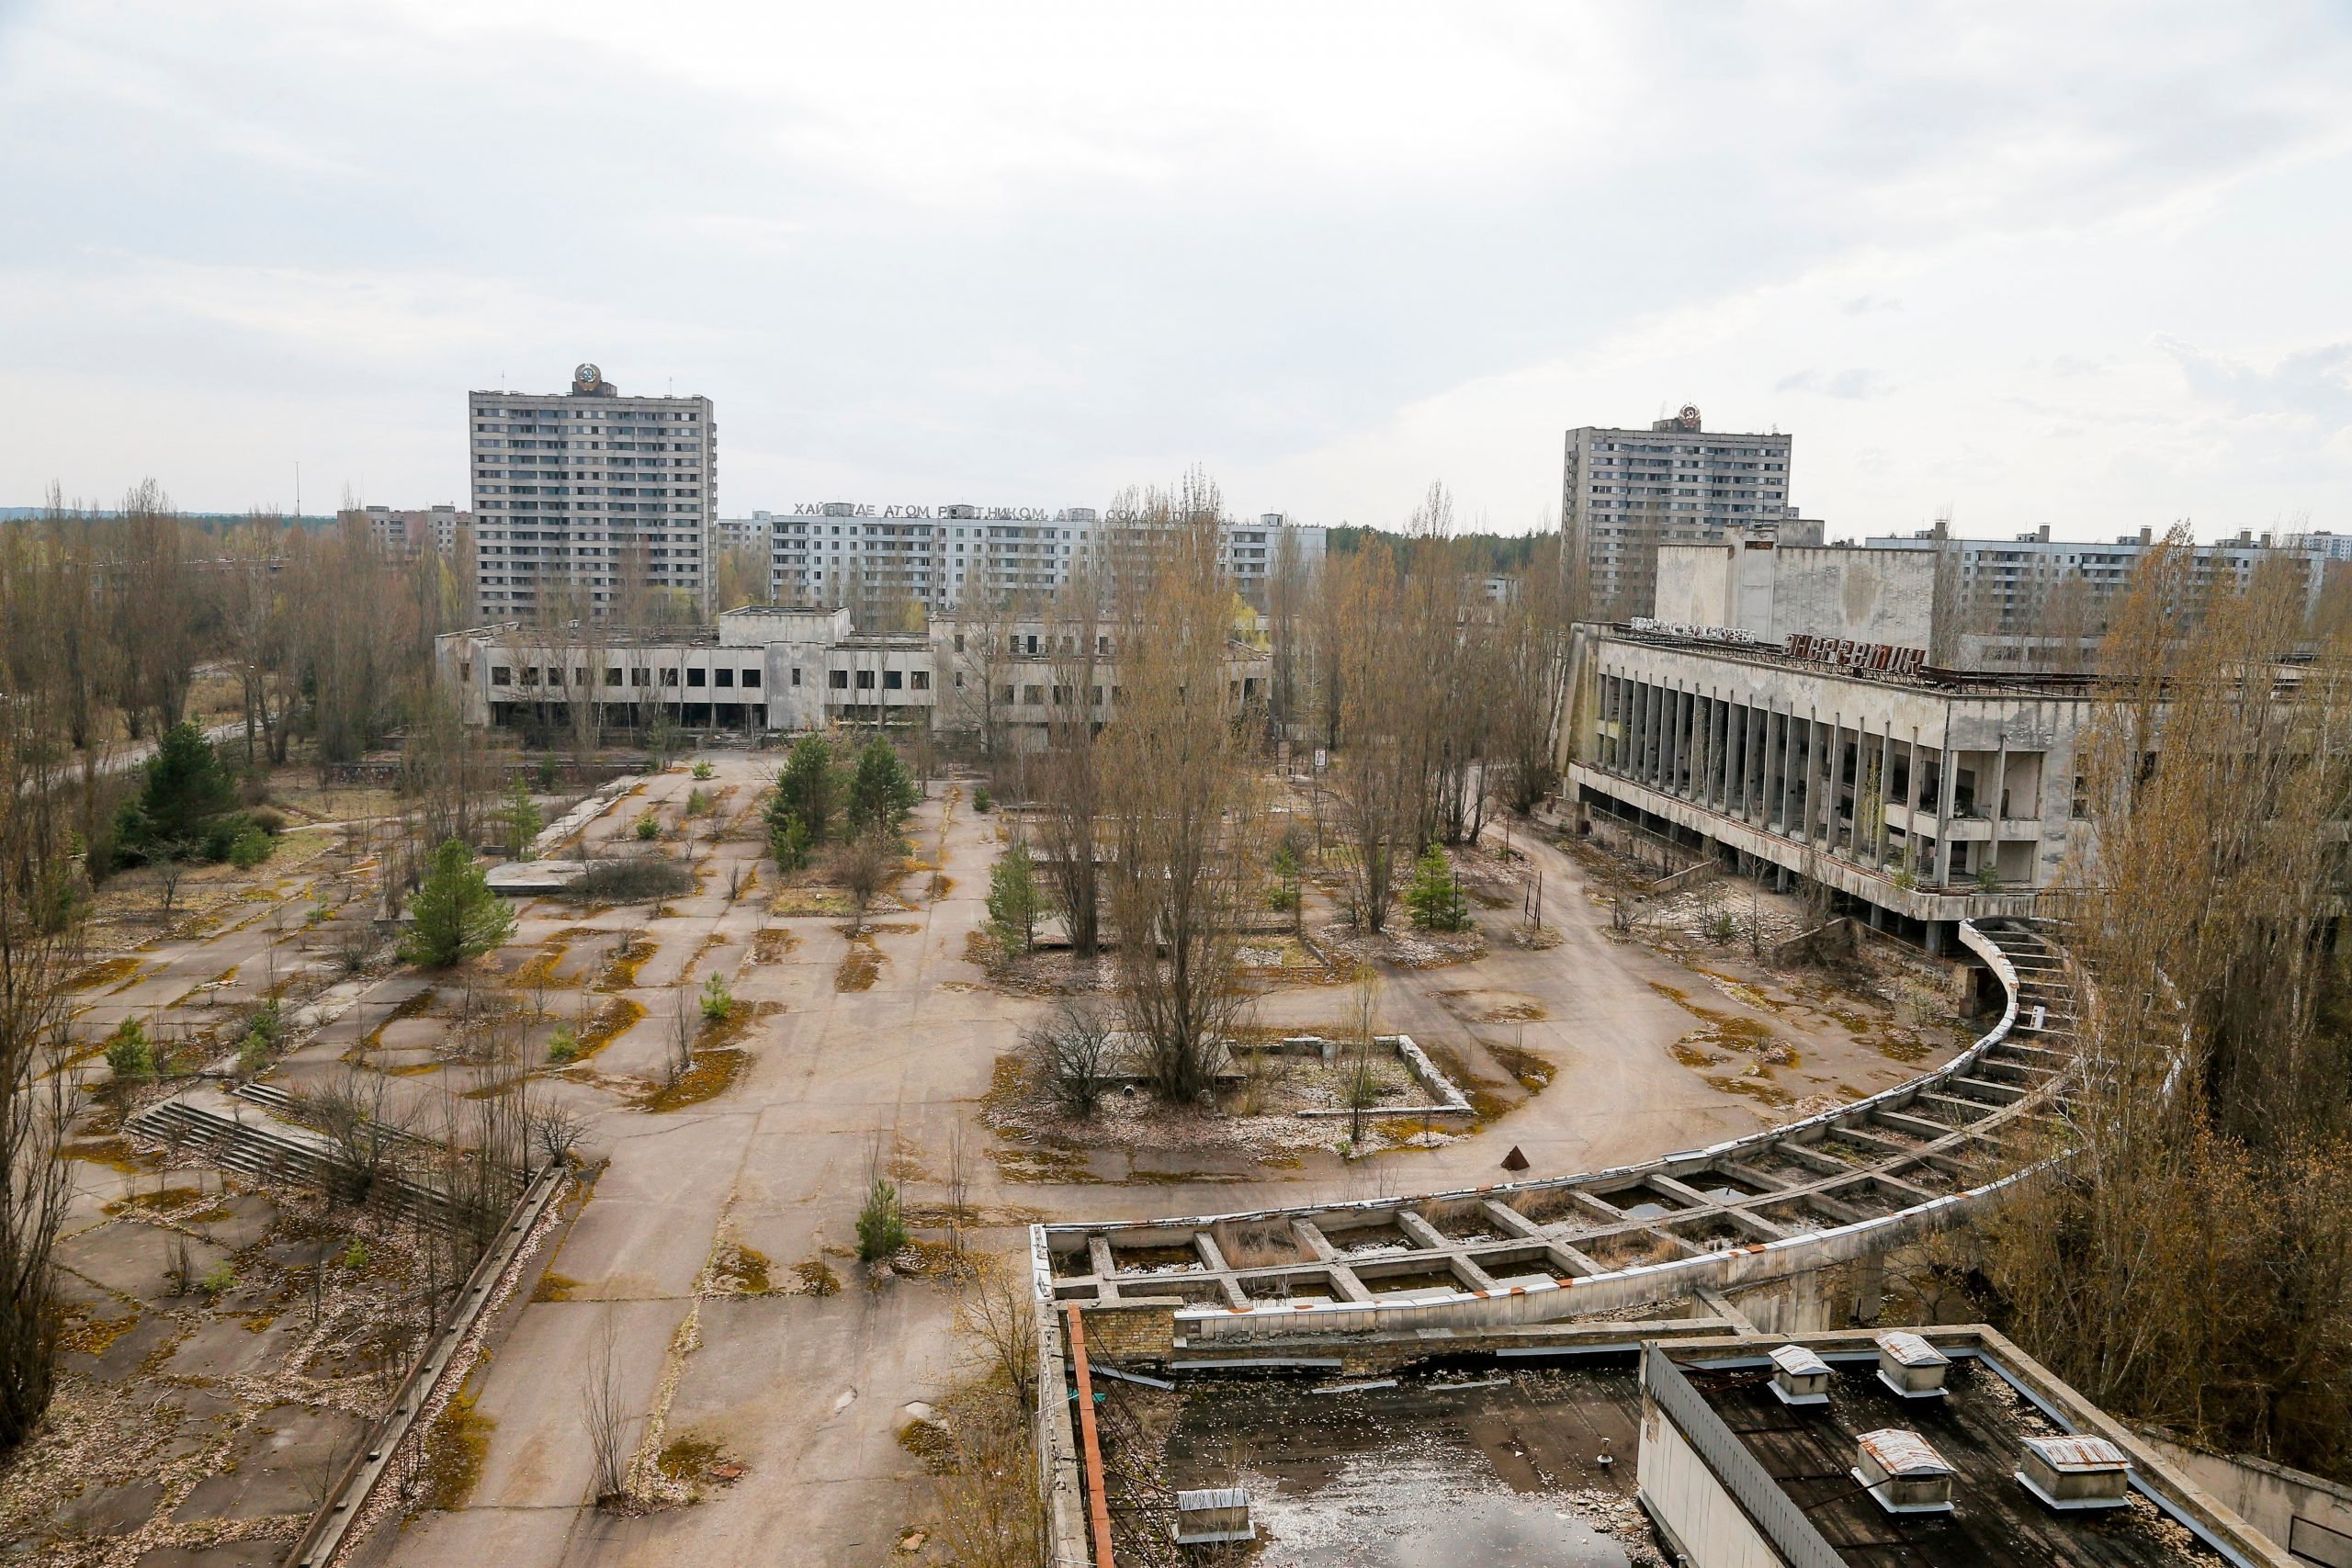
<box><xmin>508</xmin><ymin>942</ymin><xmax>570</xmax><ymax>992</ymax></box>
<box><xmin>597</xmin><ymin>940</ymin><xmax>658</xmax><ymax>992</ymax></box>
<box><xmin>1486</xmin><ymin>1040</ymin><xmax>1557</xmax><ymax>1092</ymax></box>
<box><xmin>751</xmin><ymin>928</ymin><xmax>799</xmax><ymax>964</ymax></box>
<box><xmin>64</xmin><ymin>956</ymin><xmax>142</xmax><ymax>992</ymax></box>
<box><xmin>637</xmin><ymin>1047</ymin><xmax>749</xmax><ymax>1112</ymax></box>
<box><xmin>574</xmin><ymin>997</ymin><xmax>646</xmax><ymax>1060</ymax></box>
<box><xmin>835</xmin><ymin>936</ymin><xmax>883</xmax><ymax>992</ymax></box>
<box><xmin>419</xmin><ymin>1387</ymin><xmax>493</xmax><ymax>1512</ymax></box>
<box><xmin>699</xmin><ymin>1239</ymin><xmax>773</xmax><ymax>1295</ymax></box>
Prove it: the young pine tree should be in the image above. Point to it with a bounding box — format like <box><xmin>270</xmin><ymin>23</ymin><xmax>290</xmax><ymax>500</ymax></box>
<box><xmin>495</xmin><ymin>774</ymin><xmax>543</xmax><ymax>859</ymax></box>
<box><xmin>399</xmin><ymin>840</ymin><xmax>515</xmax><ymax>967</ymax></box>
<box><xmin>768</xmin><ymin>733</ymin><xmax>841</xmax><ymax>850</ymax></box>
<box><xmin>115</xmin><ymin>721</ymin><xmax>237</xmax><ymax>863</ymax></box>
<box><xmin>1405</xmin><ymin>844</ymin><xmax>1470</xmax><ymax>932</ymax></box>
<box><xmin>847</xmin><ymin>736</ymin><xmax>919</xmax><ymax>843</ymax></box>
<box><xmin>986</xmin><ymin>840</ymin><xmax>1045</xmax><ymax>954</ymax></box>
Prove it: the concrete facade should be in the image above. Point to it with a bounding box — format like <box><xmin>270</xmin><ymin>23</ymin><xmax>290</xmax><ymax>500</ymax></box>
<box><xmin>1560</xmin><ymin>623</ymin><xmax>2098</xmax><ymax>935</ymax></box>
<box><xmin>1656</xmin><ymin>534</ymin><xmax>1935</xmax><ymax>649</ymax></box>
<box><xmin>433</xmin><ymin>607</ymin><xmax>1270</xmax><ymax>741</ymax></box>
<box><xmin>469</xmin><ymin>362</ymin><xmax>716</xmax><ymax>620</ymax></box>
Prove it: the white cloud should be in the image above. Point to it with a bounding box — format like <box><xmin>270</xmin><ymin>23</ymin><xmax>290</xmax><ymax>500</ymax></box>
<box><xmin>1</xmin><ymin>0</ymin><xmax>2350</xmax><ymax>536</ymax></box>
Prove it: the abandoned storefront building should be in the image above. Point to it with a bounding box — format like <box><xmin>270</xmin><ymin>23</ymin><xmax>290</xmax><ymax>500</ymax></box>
<box><xmin>433</xmin><ymin>604</ymin><xmax>1268</xmax><ymax>746</ymax></box>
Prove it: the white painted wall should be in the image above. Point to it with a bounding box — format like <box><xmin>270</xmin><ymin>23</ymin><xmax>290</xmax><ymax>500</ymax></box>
<box><xmin>1637</xmin><ymin>1404</ymin><xmax>1787</xmax><ymax>1568</ymax></box>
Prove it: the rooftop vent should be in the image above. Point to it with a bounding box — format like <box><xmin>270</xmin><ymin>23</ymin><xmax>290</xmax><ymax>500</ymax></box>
<box><xmin>1874</xmin><ymin>1331</ymin><xmax>1951</xmax><ymax>1399</ymax></box>
<box><xmin>822</xmin><ymin>502</ymin><xmax>857</xmax><ymax>517</ymax></box>
<box><xmin>1172</xmin><ymin>1488</ymin><xmax>1253</xmax><ymax>1545</ymax></box>
<box><xmin>1768</xmin><ymin>1344</ymin><xmax>1831</xmax><ymax>1406</ymax></box>
<box><xmin>1063</xmin><ymin>507</ymin><xmax>1098</xmax><ymax>524</ymax></box>
<box><xmin>942</xmin><ymin>503</ymin><xmax>979</xmax><ymax>520</ymax></box>
<box><xmin>2016</xmin><ymin>1435</ymin><xmax>2132</xmax><ymax>1511</ymax></box>
<box><xmin>1852</xmin><ymin>1429</ymin><xmax>1956</xmax><ymax>1516</ymax></box>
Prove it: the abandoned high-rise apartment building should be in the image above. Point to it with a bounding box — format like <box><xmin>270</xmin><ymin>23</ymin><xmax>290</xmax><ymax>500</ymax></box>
<box><xmin>469</xmin><ymin>362</ymin><xmax>715</xmax><ymax>621</ymax></box>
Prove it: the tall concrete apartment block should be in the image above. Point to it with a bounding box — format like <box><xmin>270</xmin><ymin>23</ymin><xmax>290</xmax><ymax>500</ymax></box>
<box><xmin>469</xmin><ymin>363</ymin><xmax>714</xmax><ymax>620</ymax></box>
<box><xmin>1563</xmin><ymin>405</ymin><xmax>1797</xmax><ymax>616</ymax></box>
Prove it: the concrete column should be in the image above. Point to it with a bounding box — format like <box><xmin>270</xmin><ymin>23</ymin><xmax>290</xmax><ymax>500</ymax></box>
<box><xmin>1627</xmin><ymin>680</ymin><xmax>1645</xmax><ymax>784</ymax></box>
<box><xmin>1877</xmin><ymin>727</ymin><xmax>1895</xmax><ymax>869</ymax></box>
<box><xmin>1721</xmin><ymin>705</ymin><xmax>1740</xmax><ymax>818</ymax></box>
<box><xmin>1675</xmin><ymin>687</ymin><xmax>1692</xmax><ymax>797</ymax></box>
<box><xmin>1828</xmin><ymin>717</ymin><xmax>1846</xmax><ymax>852</ymax></box>
<box><xmin>1645</xmin><ymin>682</ymin><xmax>1664</xmax><ymax>787</ymax></box>
<box><xmin>1674</xmin><ymin>686</ymin><xmax>1691</xmax><ymax>797</ymax></box>
<box><xmin>1804</xmin><ymin>714</ymin><xmax>1824</xmax><ymax>846</ymax></box>
<box><xmin>1655</xmin><ymin>683</ymin><xmax>1673</xmax><ymax>792</ymax></box>
<box><xmin>1691</xmin><ymin>691</ymin><xmax>1711</xmax><ymax>804</ymax></box>
<box><xmin>1992</xmin><ymin>724</ymin><xmax>2011</xmax><ymax>888</ymax></box>
<box><xmin>1934</xmin><ymin>720</ymin><xmax>1957</xmax><ymax>886</ymax></box>
<box><xmin>1729</xmin><ymin>701</ymin><xmax>1748</xmax><ymax>818</ymax></box>
<box><xmin>1770</xmin><ymin>707</ymin><xmax>1791</xmax><ymax>831</ymax></box>
<box><xmin>1633</xmin><ymin>681</ymin><xmax>1650</xmax><ymax>784</ymax></box>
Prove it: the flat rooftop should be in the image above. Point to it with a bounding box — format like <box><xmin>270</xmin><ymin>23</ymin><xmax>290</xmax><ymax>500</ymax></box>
<box><xmin>1601</xmin><ymin>624</ymin><xmax>2101</xmax><ymax>696</ymax></box>
<box><xmin>1678</xmin><ymin>1353</ymin><xmax>2222</xmax><ymax>1568</ymax></box>
<box><xmin>1138</xmin><ymin>1359</ymin><xmax>1656</xmax><ymax>1566</ymax></box>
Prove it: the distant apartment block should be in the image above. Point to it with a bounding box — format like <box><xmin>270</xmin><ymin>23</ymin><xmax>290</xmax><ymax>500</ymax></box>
<box><xmin>764</xmin><ymin>503</ymin><xmax>1324</xmax><ymax>614</ymax></box>
<box><xmin>717</xmin><ymin>513</ymin><xmax>773</xmax><ymax>552</ymax></box>
<box><xmin>353</xmin><ymin>503</ymin><xmax>466</xmax><ymax>557</ymax></box>
<box><xmin>469</xmin><ymin>363</ymin><xmax>715</xmax><ymax>620</ymax></box>
<box><xmin>1563</xmin><ymin>405</ymin><xmax>1799</xmax><ymax>616</ymax></box>
<box><xmin>1861</xmin><ymin>523</ymin><xmax>2322</xmax><ymax>648</ymax></box>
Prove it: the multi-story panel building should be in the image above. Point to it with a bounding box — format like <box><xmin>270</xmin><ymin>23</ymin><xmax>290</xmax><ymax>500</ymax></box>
<box><xmin>715</xmin><ymin>513</ymin><xmax>772</xmax><ymax>552</ymax></box>
<box><xmin>1860</xmin><ymin>524</ymin><xmax>2322</xmax><ymax>651</ymax></box>
<box><xmin>764</xmin><ymin>503</ymin><xmax>1324</xmax><ymax>615</ymax></box>
<box><xmin>1562</xmin><ymin>405</ymin><xmax>1798</xmax><ymax>616</ymax></box>
<box><xmin>469</xmin><ymin>363</ymin><xmax>715</xmax><ymax>620</ymax></box>
<box><xmin>353</xmin><ymin>503</ymin><xmax>467</xmax><ymax>557</ymax></box>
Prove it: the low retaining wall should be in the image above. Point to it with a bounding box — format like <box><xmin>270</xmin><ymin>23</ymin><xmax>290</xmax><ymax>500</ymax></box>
<box><xmin>284</xmin><ymin>1164</ymin><xmax>569</xmax><ymax>1568</ymax></box>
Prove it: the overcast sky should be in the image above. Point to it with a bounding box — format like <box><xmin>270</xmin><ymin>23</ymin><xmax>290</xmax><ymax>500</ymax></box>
<box><xmin>3</xmin><ymin>2</ymin><xmax>2349</xmax><ymax>541</ymax></box>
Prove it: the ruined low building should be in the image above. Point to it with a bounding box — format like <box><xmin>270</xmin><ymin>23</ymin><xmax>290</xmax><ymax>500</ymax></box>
<box><xmin>433</xmin><ymin>605</ymin><xmax>1268</xmax><ymax>747</ymax></box>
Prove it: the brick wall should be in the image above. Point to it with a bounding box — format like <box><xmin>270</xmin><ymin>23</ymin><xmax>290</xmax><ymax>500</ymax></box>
<box><xmin>1080</xmin><ymin>1297</ymin><xmax>1182</xmax><ymax>1362</ymax></box>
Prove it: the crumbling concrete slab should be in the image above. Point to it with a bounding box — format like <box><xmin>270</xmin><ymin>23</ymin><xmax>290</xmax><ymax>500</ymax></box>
<box><xmin>172</xmin><ymin>1404</ymin><xmax>367</xmax><ymax>1522</ymax></box>
<box><xmin>163</xmin><ymin>1316</ymin><xmax>303</xmax><ymax>1382</ymax></box>
<box><xmin>56</xmin><ymin>1223</ymin><xmax>232</xmax><ymax>1304</ymax></box>
<box><xmin>63</xmin><ymin>1311</ymin><xmax>178</xmax><ymax>1383</ymax></box>
<box><xmin>134</xmin><ymin>1540</ymin><xmax>288</xmax><ymax>1567</ymax></box>
<box><xmin>52</xmin><ymin>1475</ymin><xmax>163</xmax><ymax>1537</ymax></box>
<box><xmin>486</xmin><ymin>860</ymin><xmax>588</xmax><ymax>896</ymax></box>
<box><xmin>193</xmin><ymin>1191</ymin><xmax>278</xmax><ymax>1254</ymax></box>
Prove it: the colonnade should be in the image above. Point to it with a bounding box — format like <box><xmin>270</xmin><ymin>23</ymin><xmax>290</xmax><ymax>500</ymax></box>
<box><xmin>1594</xmin><ymin>671</ymin><xmax>1961</xmax><ymax>885</ymax></box>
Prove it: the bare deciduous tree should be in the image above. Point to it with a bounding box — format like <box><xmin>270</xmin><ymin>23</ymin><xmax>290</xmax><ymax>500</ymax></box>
<box><xmin>1101</xmin><ymin>471</ymin><xmax>1261</xmax><ymax>1102</ymax></box>
<box><xmin>1987</xmin><ymin>530</ymin><xmax>2352</xmax><ymax>1477</ymax></box>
